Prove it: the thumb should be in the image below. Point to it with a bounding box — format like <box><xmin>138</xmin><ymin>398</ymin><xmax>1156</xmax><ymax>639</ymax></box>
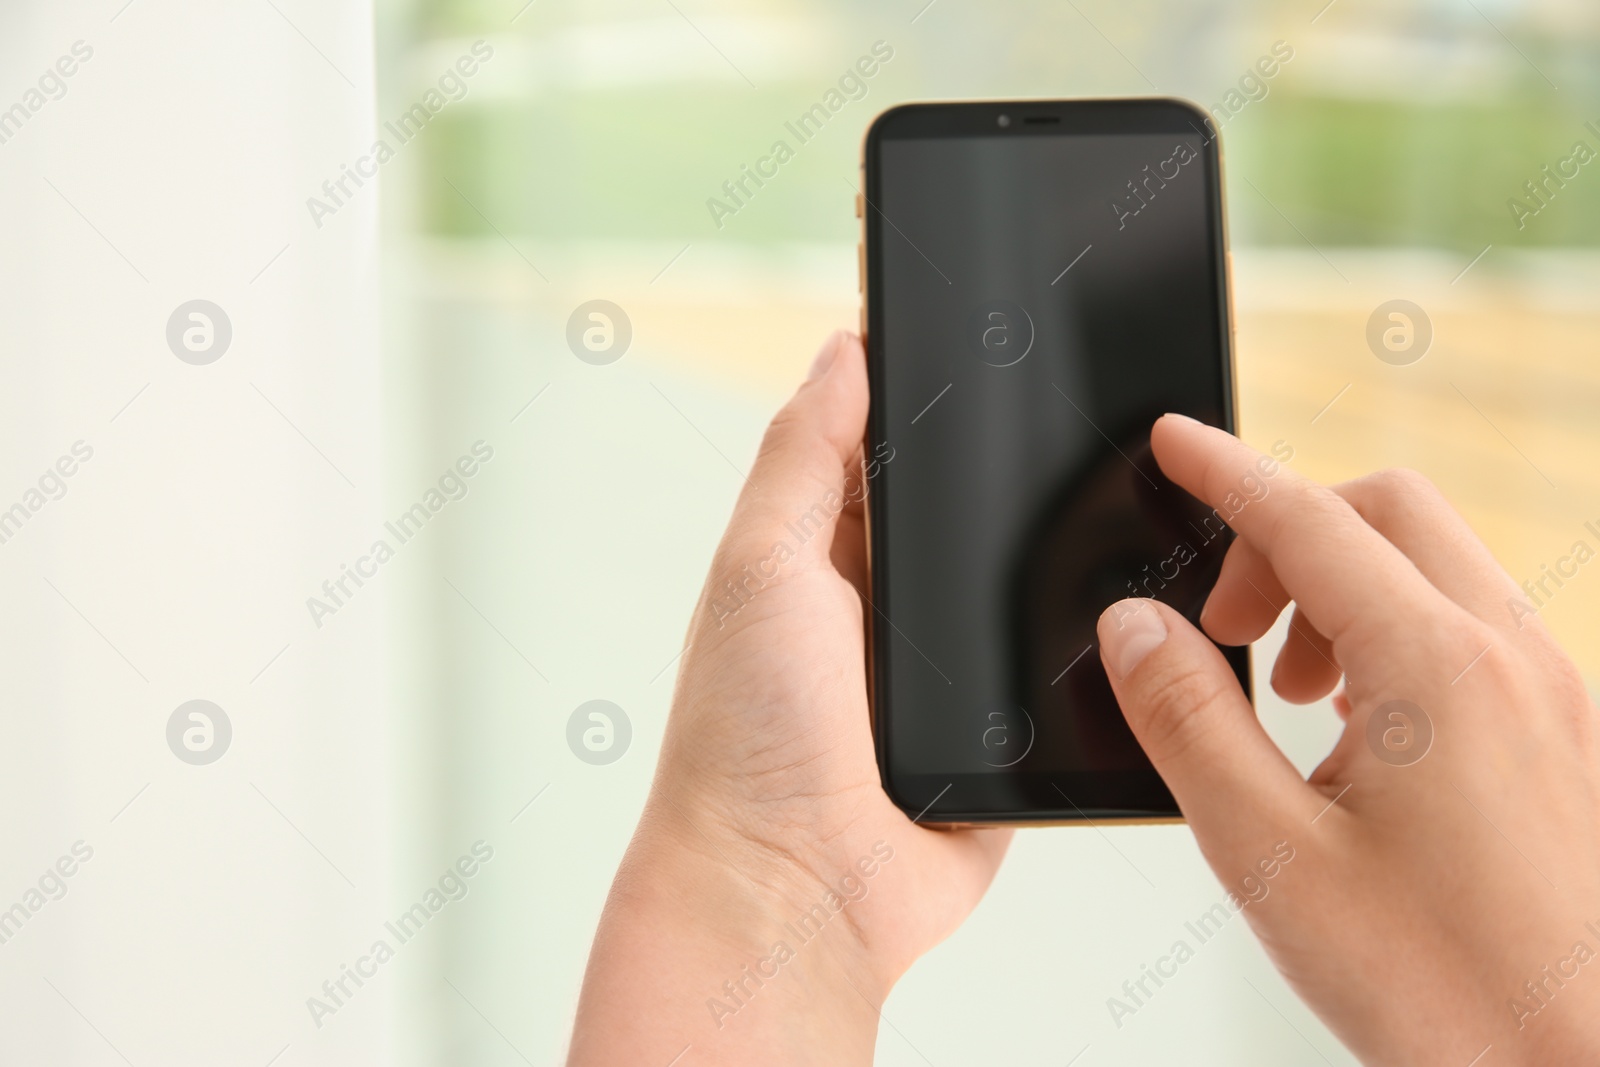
<box><xmin>721</xmin><ymin>330</ymin><xmax>869</xmax><ymax>567</ymax></box>
<box><xmin>1097</xmin><ymin>598</ymin><xmax>1319</xmax><ymax>850</ymax></box>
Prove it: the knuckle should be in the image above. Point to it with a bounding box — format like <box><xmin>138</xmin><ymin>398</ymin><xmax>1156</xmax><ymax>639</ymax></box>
<box><xmin>755</xmin><ymin>406</ymin><xmax>835</xmax><ymax>484</ymax></box>
<box><xmin>1460</xmin><ymin>612</ymin><xmax>1500</xmax><ymax>653</ymax></box>
<box><xmin>1133</xmin><ymin>662</ymin><xmax>1237</xmax><ymax>764</ymax></box>
<box><xmin>1550</xmin><ymin>660</ymin><xmax>1595</xmax><ymax>719</ymax></box>
<box><xmin>1361</xmin><ymin>467</ymin><xmax>1441</xmax><ymax>516</ymax></box>
<box><xmin>1426</xmin><ymin>613</ymin><xmax>1508</xmax><ymax>688</ymax></box>
<box><xmin>1373</xmin><ymin>466</ymin><xmax>1437</xmax><ymax>495</ymax></box>
<box><xmin>1331</xmin><ymin>468</ymin><xmax>1449</xmax><ymax>546</ymax></box>
<box><xmin>757</xmin><ymin>406</ymin><xmax>803</xmax><ymax>460</ymax></box>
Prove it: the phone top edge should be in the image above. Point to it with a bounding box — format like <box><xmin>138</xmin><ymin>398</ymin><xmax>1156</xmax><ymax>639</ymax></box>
<box><xmin>864</xmin><ymin>96</ymin><xmax>1225</xmax><ymax>148</ymax></box>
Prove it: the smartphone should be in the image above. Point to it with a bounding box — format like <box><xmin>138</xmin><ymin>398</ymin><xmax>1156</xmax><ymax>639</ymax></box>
<box><xmin>860</xmin><ymin>98</ymin><xmax>1248</xmax><ymax>824</ymax></box>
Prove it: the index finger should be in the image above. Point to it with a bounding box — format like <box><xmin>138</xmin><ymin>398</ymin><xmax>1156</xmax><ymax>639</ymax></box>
<box><xmin>1149</xmin><ymin>414</ymin><xmax>1461</xmax><ymax>661</ymax></box>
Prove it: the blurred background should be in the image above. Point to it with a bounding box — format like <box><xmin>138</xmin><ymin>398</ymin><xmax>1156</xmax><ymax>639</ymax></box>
<box><xmin>1</xmin><ymin>0</ymin><xmax>1597</xmax><ymax>1063</ymax></box>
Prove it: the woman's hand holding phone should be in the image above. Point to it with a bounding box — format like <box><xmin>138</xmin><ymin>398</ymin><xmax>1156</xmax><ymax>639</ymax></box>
<box><xmin>567</xmin><ymin>332</ymin><xmax>1010</xmax><ymax>1067</ymax></box>
<box><xmin>569</xmin><ymin>334</ymin><xmax>1600</xmax><ymax>1066</ymax></box>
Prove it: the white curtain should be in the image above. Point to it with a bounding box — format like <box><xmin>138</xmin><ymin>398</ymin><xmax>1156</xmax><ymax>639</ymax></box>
<box><xmin>0</xmin><ymin>2</ymin><xmax>391</xmax><ymax>1063</ymax></box>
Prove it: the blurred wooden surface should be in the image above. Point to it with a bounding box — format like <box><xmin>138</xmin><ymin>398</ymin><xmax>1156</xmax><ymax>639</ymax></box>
<box><xmin>1233</xmin><ymin>250</ymin><xmax>1600</xmax><ymax>681</ymax></box>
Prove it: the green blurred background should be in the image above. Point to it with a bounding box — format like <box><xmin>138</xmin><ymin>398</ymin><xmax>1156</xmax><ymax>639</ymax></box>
<box><xmin>401</xmin><ymin>0</ymin><xmax>1600</xmax><ymax>247</ymax></box>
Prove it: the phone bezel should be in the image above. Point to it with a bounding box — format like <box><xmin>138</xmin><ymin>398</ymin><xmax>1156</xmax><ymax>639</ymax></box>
<box><xmin>859</xmin><ymin>97</ymin><xmax>1246</xmax><ymax>826</ymax></box>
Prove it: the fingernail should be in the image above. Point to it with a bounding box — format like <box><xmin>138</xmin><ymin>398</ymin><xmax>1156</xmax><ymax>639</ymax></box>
<box><xmin>1098</xmin><ymin>599</ymin><xmax>1169</xmax><ymax>680</ymax></box>
<box><xmin>1160</xmin><ymin>412</ymin><xmax>1201</xmax><ymax>426</ymax></box>
<box><xmin>808</xmin><ymin>331</ymin><xmax>843</xmax><ymax>381</ymax></box>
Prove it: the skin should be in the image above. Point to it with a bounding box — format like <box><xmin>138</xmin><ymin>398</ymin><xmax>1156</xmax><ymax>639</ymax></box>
<box><xmin>568</xmin><ymin>331</ymin><xmax>1600</xmax><ymax>1066</ymax></box>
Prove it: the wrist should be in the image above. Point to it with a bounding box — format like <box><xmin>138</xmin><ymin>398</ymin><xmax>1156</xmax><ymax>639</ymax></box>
<box><xmin>569</xmin><ymin>796</ymin><xmax>889</xmax><ymax>1066</ymax></box>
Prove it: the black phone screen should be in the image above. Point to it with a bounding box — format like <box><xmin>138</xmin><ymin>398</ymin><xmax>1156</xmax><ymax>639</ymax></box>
<box><xmin>864</xmin><ymin>100</ymin><xmax>1249</xmax><ymax>822</ymax></box>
